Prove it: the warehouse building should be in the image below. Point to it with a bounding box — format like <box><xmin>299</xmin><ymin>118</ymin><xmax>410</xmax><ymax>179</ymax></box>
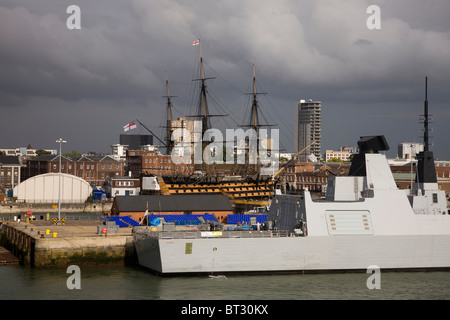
<box><xmin>13</xmin><ymin>173</ymin><xmax>92</xmax><ymax>203</ymax></box>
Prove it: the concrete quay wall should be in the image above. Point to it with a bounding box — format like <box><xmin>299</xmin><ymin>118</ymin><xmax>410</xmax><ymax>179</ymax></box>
<box><xmin>0</xmin><ymin>221</ymin><xmax>136</xmax><ymax>268</ymax></box>
<box><xmin>0</xmin><ymin>202</ymin><xmax>113</xmax><ymax>214</ymax></box>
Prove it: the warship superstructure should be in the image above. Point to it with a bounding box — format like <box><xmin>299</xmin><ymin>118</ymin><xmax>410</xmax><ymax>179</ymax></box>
<box><xmin>133</xmin><ymin>78</ymin><xmax>450</xmax><ymax>275</ymax></box>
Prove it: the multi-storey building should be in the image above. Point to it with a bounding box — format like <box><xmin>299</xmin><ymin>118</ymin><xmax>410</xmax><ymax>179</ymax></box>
<box><xmin>110</xmin><ymin>144</ymin><xmax>128</xmax><ymax>161</ymax></box>
<box><xmin>126</xmin><ymin>149</ymin><xmax>194</xmax><ymax>178</ymax></box>
<box><xmin>295</xmin><ymin>99</ymin><xmax>322</xmax><ymax>161</ymax></box>
<box><xmin>0</xmin><ymin>147</ymin><xmax>57</xmax><ymax>158</ymax></box>
<box><xmin>280</xmin><ymin>160</ymin><xmax>348</xmax><ymax>195</ymax></box>
<box><xmin>324</xmin><ymin>146</ymin><xmax>358</xmax><ymax>162</ymax></box>
<box><xmin>0</xmin><ymin>156</ymin><xmax>22</xmax><ymax>193</ymax></box>
<box><xmin>22</xmin><ymin>155</ymin><xmax>124</xmax><ymax>187</ymax></box>
<box><xmin>169</xmin><ymin>117</ymin><xmax>197</xmax><ymax>156</ymax></box>
<box><xmin>397</xmin><ymin>142</ymin><xmax>424</xmax><ymax>159</ymax></box>
<box><xmin>119</xmin><ymin>134</ymin><xmax>153</xmax><ymax>150</ymax></box>
<box><xmin>110</xmin><ymin>175</ymin><xmax>141</xmax><ymax>197</ymax></box>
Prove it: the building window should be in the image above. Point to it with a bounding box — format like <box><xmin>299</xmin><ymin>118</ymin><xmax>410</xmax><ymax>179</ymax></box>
<box><xmin>433</xmin><ymin>193</ymin><xmax>438</xmax><ymax>203</ymax></box>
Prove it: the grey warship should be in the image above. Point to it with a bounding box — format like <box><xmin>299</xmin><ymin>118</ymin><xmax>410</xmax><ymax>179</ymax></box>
<box><xmin>133</xmin><ymin>78</ymin><xmax>450</xmax><ymax>275</ymax></box>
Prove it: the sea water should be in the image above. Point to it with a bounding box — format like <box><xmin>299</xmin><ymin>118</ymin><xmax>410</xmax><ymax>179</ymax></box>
<box><xmin>1</xmin><ymin>264</ymin><xmax>449</xmax><ymax>300</ymax></box>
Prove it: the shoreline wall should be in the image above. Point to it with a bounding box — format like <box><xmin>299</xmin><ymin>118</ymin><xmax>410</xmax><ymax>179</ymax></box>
<box><xmin>0</xmin><ymin>222</ymin><xmax>136</xmax><ymax>268</ymax></box>
<box><xmin>0</xmin><ymin>202</ymin><xmax>113</xmax><ymax>214</ymax></box>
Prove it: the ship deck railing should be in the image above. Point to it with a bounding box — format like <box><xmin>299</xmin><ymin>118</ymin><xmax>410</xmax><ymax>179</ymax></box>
<box><xmin>134</xmin><ymin>228</ymin><xmax>292</xmax><ymax>239</ymax></box>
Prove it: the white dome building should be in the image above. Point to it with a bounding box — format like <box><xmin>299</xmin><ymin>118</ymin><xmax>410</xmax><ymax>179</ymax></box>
<box><xmin>13</xmin><ymin>173</ymin><xmax>93</xmax><ymax>203</ymax></box>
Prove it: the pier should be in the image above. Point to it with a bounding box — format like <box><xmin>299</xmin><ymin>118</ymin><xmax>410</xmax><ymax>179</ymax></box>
<box><xmin>0</xmin><ymin>219</ymin><xmax>136</xmax><ymax>268</ymax></box>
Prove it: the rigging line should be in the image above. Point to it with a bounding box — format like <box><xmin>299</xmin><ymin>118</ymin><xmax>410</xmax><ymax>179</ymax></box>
<box><xmin>261</xmin><ymin>95</ymin><xmax>296</xmax><ymax>147</ymax></box>
<box><xmin>203</xmin><ymin>60</ymin><xmax>245</xmax><ymax>95</ymax></box>
<box><xmin>187</xmin><ymin>48</ymin><xmax>201</xmax><ymax>118</ymax></box>
<box><xmin>170</xmin><ymin>104</ymin><xmax>187</xmax><ymax>118</ymax></box>
<box><xmin>206</xmin><ymin>91</ymin><xmax>241</xmax><ymax>127</ymax></box>
<box><xmin>199</xmin><ymin>73</ymin><xmax>245</xmax><ymax>124</ymax></box>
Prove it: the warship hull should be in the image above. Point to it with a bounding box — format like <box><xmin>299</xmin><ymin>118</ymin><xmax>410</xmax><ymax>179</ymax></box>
<box><xmin>134</xmin><ymin>150</ymin><xmax>450</xmax><ymax>275</ymax></box>
<box><xmin>134</xmin><ymin>218</ymin><xmax>450</xmax><ymax>275</ymax></box>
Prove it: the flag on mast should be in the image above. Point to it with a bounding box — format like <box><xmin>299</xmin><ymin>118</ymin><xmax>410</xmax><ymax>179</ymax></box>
<box><xmin>123</xmin><ymin>121</ymin><xmax>137</xmax><ymax>132</ymax></box>
<box><xmin>192</xmin><ymin>39</ymin><xmax>200</xmax><ymax>46</ymax></box>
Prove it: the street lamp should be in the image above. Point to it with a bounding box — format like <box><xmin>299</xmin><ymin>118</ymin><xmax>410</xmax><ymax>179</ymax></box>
<box><xmin>410</xmin><ymin>144</ymin><xmax>415</xmax><ymax>195</ymax></box>
<box><xmin>56</xmin><ymin>138</ymin><xmax>67</xmax><ymax>223</ymax></box>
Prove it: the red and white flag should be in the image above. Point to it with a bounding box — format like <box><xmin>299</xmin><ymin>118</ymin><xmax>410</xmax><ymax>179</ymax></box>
<box><xmin>192</xmin><ymin>39</ymin><xmax>200</xmax><ymax>46</ymax></box>
<box><xmin>123</xmin><ymin>121</ymin><xmax>137</xmax><ymax>132</ymax></box>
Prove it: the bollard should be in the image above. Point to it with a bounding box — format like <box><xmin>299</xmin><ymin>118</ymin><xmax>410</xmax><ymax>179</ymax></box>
<box><xmin>53</xmin><ymin>232</ymin><xmax>57</xmax><ymax>238</ymax></box>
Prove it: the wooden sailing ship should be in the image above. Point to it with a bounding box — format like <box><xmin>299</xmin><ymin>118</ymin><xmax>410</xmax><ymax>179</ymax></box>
<box><xmin>139</xmin><ymin>40</ymin><xmax>312</xmax><ymax>211</ymax></box>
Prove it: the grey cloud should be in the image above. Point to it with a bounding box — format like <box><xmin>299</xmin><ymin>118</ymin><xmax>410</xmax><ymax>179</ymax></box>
<box><xmin>0</xmin><ymin>0</ymin><xmax>449</xmax><ymax>159</ymax></box>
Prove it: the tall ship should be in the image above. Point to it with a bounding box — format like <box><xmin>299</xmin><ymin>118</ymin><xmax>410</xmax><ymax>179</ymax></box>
<box><xmin>133</xmin><ymin>77</ymin><xmax>450</xmax><ymax>274</ymax></box>
<box><xmin>138</xmin><ymin>40</ymin><xmax>281</xmax><ymax>212</ymax></box>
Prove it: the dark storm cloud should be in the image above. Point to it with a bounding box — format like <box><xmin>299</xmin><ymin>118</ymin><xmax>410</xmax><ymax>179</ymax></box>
<box><xmin>0</xmin><ymin>0</ymin><xmax>449</xmax><ymax>158</ymax></box>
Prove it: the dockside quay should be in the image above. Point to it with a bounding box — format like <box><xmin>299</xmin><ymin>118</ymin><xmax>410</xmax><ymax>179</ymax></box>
<box><xmin>0</xmin><ymin>219</ymin><xmax>135</xmax><ymax>268</ymax></box>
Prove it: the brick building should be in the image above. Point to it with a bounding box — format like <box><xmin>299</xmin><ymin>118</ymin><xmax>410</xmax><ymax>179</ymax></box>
<box><xmin>279</xmin><ymin>161</ymin><xmax>348</xmax><ymax>194</ymax></box>
<box><xmin>391</xmin><ymin>161</ymin><xmax>450</xmax><ymax>196</ymax></box>
<box><xmin>126</xmin><ymin>150</ymin><xmax>194</xmax><ymax>178</ymax></box>
<box><xmin>0</xmin><ymin>156</ymin><xmax>22</xmax><ymax>194</ymax></box>
<box><xmin>110</xmin><ymin>175</ymin><xmax>141</xmax><ymax>197</ymax></box>
<box><xmin>280</xmin><ymin>159</ymin><xmax>449</xmax><ymax>198</ymax></box>
<box><xmin>22</xmin><ymin>154</ymin><xmax>124</xmax><ymax>188</ymax></box>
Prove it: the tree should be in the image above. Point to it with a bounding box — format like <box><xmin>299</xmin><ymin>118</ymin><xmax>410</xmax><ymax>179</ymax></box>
<box><xmin>63</xmin><ymin>151</ymin><xmax>82</xmax><ymax>157</ymax></box>
<box><xmin>35</xmin><ymin>149</ymin><xmax>51</xmax><ymax>157</ymax></box>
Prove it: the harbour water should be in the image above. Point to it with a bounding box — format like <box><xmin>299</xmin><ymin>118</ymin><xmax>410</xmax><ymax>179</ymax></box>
<box><xmin>1</xmin><ymin>264</ymin><xmax>449</xmax><ymax>300</ymax></box>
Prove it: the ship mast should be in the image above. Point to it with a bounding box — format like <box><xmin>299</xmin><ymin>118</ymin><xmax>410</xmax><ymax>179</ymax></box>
<box><xmin>415</xmin><ymin>76</ymin><xmax>437</xmax><ymax>188</ymax></box>
<box><xmin>190</xmin><ymin>40</ymin><xmax>227</xmax><ymax>177</ymax></box>
<box><xmin>423</xmin><ymin>76</ymin><xmax>429</xmax><ymax>152</ymax></box>
<box><xmin>250</xmin><ymin>64</ymin><xmax>261</xmax><ymax>133</ymax></box>
<box><xmin>163</xmin><ymin>71</ymin><xmax>176</xmax><ymax>155</ymax></box>
<box><xmin>166</xmin><ymin>71</ymin><xmax>173</xmax><ymax>124</ymax></box>
<box><xmin>240</xmin><ymin>64</ymin><xmax>274</xmax><ymax>173</ymax></box>
<box><xmin>193</xmin><ymin>39</ymin><xmax>215</xmax><ymax>134</ymax></box>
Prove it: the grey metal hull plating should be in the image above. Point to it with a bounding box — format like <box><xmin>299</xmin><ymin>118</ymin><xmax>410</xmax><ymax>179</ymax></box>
<box><xmin>133</xmin><ymin>231</ymin><xmax>450</xmax><ymax>274</ymax></box>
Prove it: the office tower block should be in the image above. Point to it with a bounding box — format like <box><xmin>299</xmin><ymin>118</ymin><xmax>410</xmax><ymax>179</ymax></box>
<box><xmin>295</xmin><ymin>99</ymin><xmax>322</xmax><ymax>161</ymax></box>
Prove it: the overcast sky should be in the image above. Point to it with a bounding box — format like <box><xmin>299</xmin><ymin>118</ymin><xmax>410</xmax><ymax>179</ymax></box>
<box><xmin>1</xmin><ymin>0</ymin><xmax>449</xmax><ymax>159</ymax></box>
